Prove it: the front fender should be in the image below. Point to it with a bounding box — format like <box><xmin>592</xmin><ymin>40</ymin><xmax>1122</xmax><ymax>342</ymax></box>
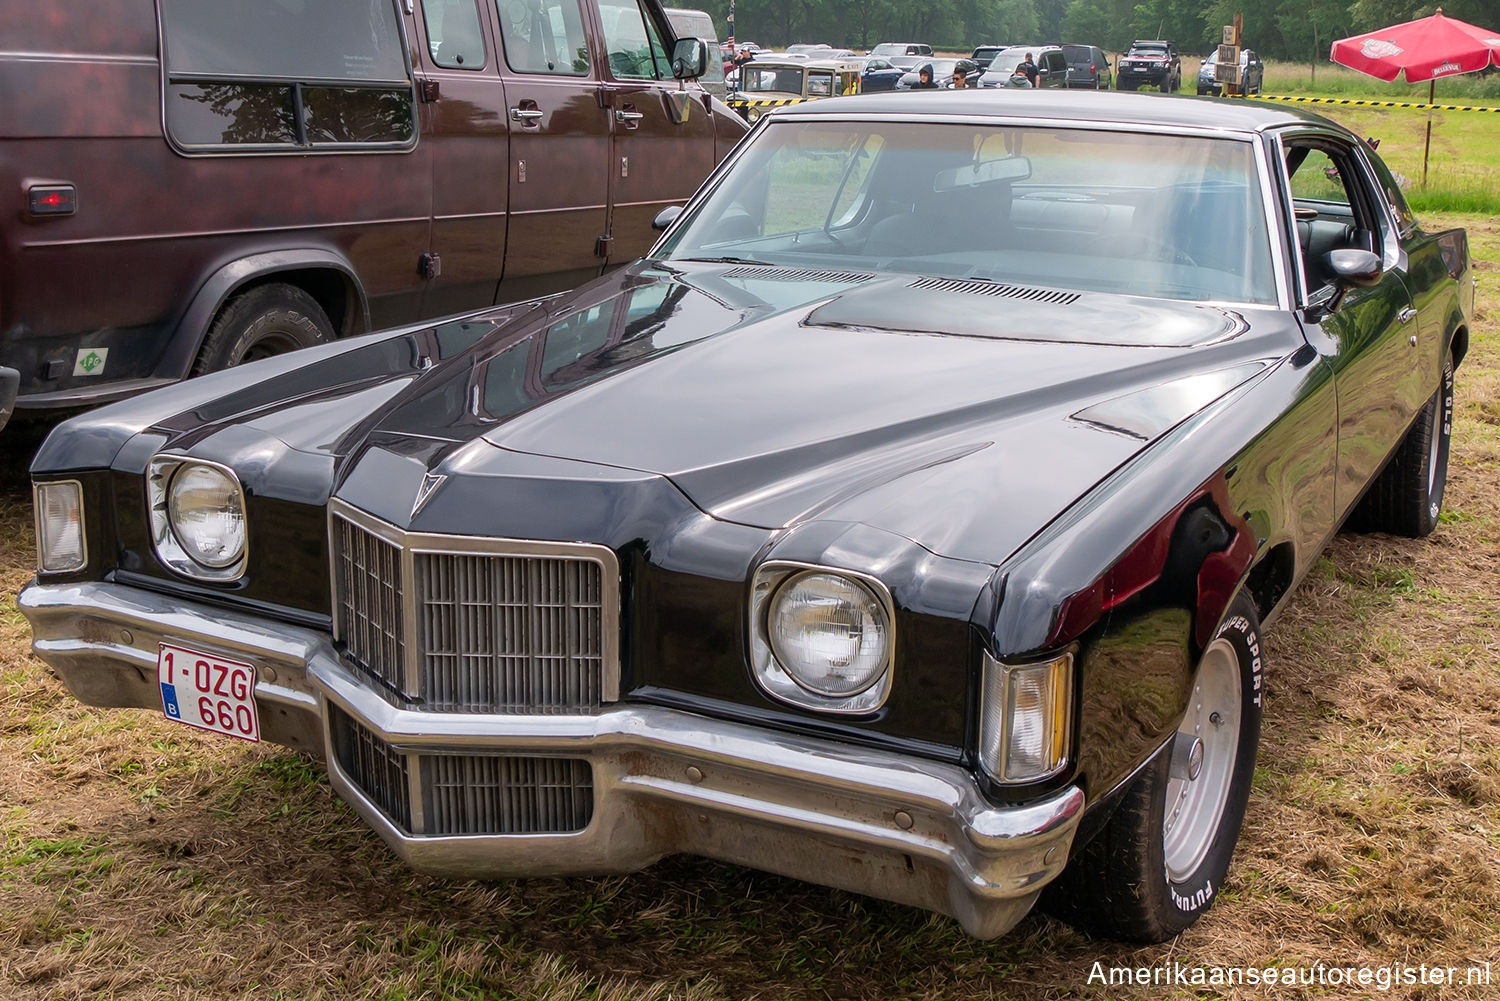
<box><xmin>979</xmin><ymin>345</ymin><xmax>1337</xmax><ymax>802</ymax></box>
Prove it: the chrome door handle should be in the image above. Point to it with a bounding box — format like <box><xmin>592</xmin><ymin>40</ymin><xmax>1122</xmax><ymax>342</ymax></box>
<box><xmin>615</xmin><ymin>109</ymin><xmax>644</xmax><ymax>124</ymax></box>
<box><xmin>509</xmin><ymin>107</ymin><xmax>544</xmax><ymax>123</ymax></box>
<box><xmin>1397</xmin><ymin>307</ymin><xmax>1418</xmax><ymax>324</ymax></box>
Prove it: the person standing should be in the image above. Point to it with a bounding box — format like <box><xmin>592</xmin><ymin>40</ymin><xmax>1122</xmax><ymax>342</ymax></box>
<box><xmin>951</xmin><ymin>68</ymin><xmax>967</xmax><ymax>88</ymax></box>
<box><xmin>1018</xmin><ymin>52</ymin><xmax>1039</xmax><ymax>88</ymax></box>
<box><xmin>913</xmin><ymin>63</ymin><xmax>939</xmax><ymax>89</ymax></box>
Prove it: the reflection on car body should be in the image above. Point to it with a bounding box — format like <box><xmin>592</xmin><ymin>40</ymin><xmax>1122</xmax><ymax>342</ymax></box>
<box><xmin>23</xmin><ymin>91</ymin><xmax>1473</xmax><ymax>945</ymax></box>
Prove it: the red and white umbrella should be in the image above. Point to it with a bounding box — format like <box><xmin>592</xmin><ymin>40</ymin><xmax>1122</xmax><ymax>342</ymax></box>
<box><xmin>1331</xmin><ymin>9</ymin><xmax>1500</xmax><ymax>82</ymax></box>
<box><xmin>1330</xmin><ymin>8</ymin><xmax>1500</xmax><ymax>184</ymax></box>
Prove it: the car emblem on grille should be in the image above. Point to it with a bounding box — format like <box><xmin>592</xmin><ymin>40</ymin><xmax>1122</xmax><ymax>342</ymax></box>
<box><xmin>411</xmin><ymin>473</ymin><xmax>447</xmax><ymax>517</ymax></box>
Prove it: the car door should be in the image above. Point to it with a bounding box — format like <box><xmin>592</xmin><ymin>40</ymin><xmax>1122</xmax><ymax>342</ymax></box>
<box><xmin>590</xmin><ymin>0</ymin><xmax>715</xmax><ymax>266</ymax></box>
<box><xmin>1040</xmin><ymin>50</ymin><xmax>1067</xmax><ymax>88</ymax></box>
<box><xmin>410</xmin><ymin>0</ymin><xmax>510</xmax><ymax>318</ymax></box>
<box><xmin>494</xmin><ymin>0</ymin><xmax>612</xmax><ymax>301</ymax></box>
<box><xmin>1280</xmin><ymin>131</ymin><xmax>1423</xmax><ymax>518</ymax></box>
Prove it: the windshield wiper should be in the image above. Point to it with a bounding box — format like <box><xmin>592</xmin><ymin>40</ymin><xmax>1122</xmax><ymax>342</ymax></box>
<box><xmin>676</xmin><ymin>256</ymin><xmax>772</xmax><ymax>266</ymax></box>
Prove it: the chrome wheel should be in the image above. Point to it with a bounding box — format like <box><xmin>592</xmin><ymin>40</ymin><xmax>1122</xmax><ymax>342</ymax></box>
<box><xmin>1162</xmin><ymin>636</ymin><xmax>1242</xmax><ymax>882</ymax></box>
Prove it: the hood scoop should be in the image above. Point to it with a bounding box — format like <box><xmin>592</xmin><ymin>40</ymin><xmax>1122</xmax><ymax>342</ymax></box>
<box><xmin>721</xmin><ymin>266</ymin><xmax>877</xmax><ymax>283</ymax></box>
<box><xmin>907</xmin><ymin>277</ymin><xmax>1080</xmax><ymax>306</ymax></box>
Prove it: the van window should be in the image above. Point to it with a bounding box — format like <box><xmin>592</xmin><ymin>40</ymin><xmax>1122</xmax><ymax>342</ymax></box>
<box><xmin>422</xmin><ymin>0</ymin><xmax>488</xmax><ymax>70</ymax></box>
<box><xmin>161</xmin><ymin>0</ymin><xmax>414</xmax><ymax>151</ymax></box>
<box><xmin>594</xmin><ymin>0</ymin><xmax>670</xmax><ymax>80</ymax></box>
<box><xmin>498</xmin><ymin>0</ymin><xmax>592</xmax><ymax>75</ymax></box>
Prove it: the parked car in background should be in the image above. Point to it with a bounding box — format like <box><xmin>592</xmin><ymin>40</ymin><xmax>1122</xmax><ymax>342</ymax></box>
<box><xmin>979</xmin><ymin>47</ymin><xmax>1067</xmax><ymax>88</ymax></box>
<box><xmin>1117</xmin><ymin>39</ymin><xmax>1182</xmax><ymax>91</ymax></box>
<box><xmin>0</xmin><ymin>0</ymin><xmax>741</xmax><ymax>430</ymax></box>
<box><xmin>731</xmin><ymin>56</ymin><xmax>861</xmax><ymax>120</ymax></box>
<box><xmin>1198</xmin><ymin>48</ymin><xmax>1264</xmax><ymax>96</ymax></box>
<box><xmin>860</xmin><ymin>57</ymin><xmax>908</xmax><ymax>91</ymax></box>
<box><xmin>896</xmin><ymin>58</ymin><xmax>982</xmax><ymax>89</ymax></box>
<box><xmin>665</xmin><ymin>7</ymin><xmax>727</xmax><ymax>99</ymax></box>
<box><xmin>1062</xmin><ymin>44</ymin><xmax>1111</xmax><ymax>88</ymax></box>
<box><xmin>870</xmin><ymin>42</ymin><xmax>932</xmax><ymax>57</ymax></box>
<box><xmin>971</xmin><ymin>44</ymin><xmax>1011</xmax><ymax>70</ymax></box>
<box><xmin>23</xmin><ymin>91</ymin><xmax>1472</xmax><ymax>946</ymax></box>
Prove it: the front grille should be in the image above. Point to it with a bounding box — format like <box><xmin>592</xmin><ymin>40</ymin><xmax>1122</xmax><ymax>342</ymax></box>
<box><xmin>330</xmin><ymin>707</ymin><xmax>593</xmax><ymax>836</ymax></box>
<box><xmin>330</xmin><ymin>705</ymin><xmax>412</xmax><ymax>831</ymax></box>
<box><xmin>423</xmin><ymin>754</ymin><xmax>593</xmax><ymax>835</ymax></box>
<box><xmin>330</xmin><ymin>502</ymin><xmax>619</xmax><ymax>714</ymax></box>
<box><xmin>333</xmin><ymin>516</ymin><xmax>406</xmax><ymax>694</ymax></box>
<box><xmin>417</xmin><ymin>552</ymin><xmax>604</xmax><ymax>713</ymax></box>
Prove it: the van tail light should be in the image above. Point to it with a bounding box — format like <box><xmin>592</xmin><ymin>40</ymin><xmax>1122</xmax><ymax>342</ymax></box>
<box><xmin>28</xmin><ymin>184</ymin><xmax>76</xmax><ymax>217</ymax></box>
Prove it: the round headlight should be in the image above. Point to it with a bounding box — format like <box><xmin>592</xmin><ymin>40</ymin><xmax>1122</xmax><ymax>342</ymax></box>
<box><xmin>167</xmin><ymin>463</ymin><xmax>246</xmax><ymax>569</ymax></box>
<box><xmin>745</xmin><ymin>106</ymin><xmax>763</xmax><ymax>122</ymax></box>
<box><xmin>767</xmin><ymin>571</ymin><xmax>890</xmax><ymax>697</ymax></box>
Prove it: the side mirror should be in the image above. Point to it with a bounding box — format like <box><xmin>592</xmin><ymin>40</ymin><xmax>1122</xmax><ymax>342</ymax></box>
<box><xmin>1321</xmin><ymin>248</ymin><xmax>1383</xmax><ymax>313</ymax></box>
<box><xmin>672</xmin><ymin>38</ymin><xmax>707</xmax><ymax>80</ymax></box>
<box><xmin>652</xmin><ymin>205</ymin><xmax>684</xmax><ymax>231</ymax></box>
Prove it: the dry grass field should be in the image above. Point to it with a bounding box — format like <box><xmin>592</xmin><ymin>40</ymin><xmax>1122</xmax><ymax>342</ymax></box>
<box><xmin>2</xmin><ymin>215</ymin><xmax>1498</xmax><ymax>994</ymax></box>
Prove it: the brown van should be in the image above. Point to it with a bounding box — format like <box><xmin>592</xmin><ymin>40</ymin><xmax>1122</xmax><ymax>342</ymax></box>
<box><xmin>0</xmin><ymin>0</ymin><xmax>743</xmax><ymax>420</ymax></box>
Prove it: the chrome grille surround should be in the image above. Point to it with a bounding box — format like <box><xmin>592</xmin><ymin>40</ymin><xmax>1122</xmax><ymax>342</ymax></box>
<box><xmin>329</xmin><ymin>499</ymin><xmax>620</xmax><ymax>714</ymax></box>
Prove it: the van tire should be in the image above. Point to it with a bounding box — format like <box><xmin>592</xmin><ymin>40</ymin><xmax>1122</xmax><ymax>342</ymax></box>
<box><xmin>193</xmin><ymin>283</ymin><xmax>335</xmax><ymax>376</ymax></box>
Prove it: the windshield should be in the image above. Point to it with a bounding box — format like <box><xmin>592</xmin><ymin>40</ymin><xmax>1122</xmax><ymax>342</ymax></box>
<box><xmin>870</xmin><ymin>44</ymin><xmax>904</xmax><ymax>55</ymax></box>
<box><xmin>657</xmin><ymin>120</ymin><xmax>1278</xmax><ymax>307</ymax></box>
<box><xmin>1128</xmin><ymin>45</ymin><xmax>1168</xmax><ymax>57</ymax></box>
<box><xmin>742</xmin><ymin>66</ymin><xmax>805</xmax><ymax>93</ymax></box>
<box><xmin>986</xmin><ymin>53</ymin><xmax>1027</xmax><ymax>74</ymax></box>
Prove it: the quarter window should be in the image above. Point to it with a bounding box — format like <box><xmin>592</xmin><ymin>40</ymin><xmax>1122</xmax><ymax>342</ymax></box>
<box><xmin>161</xmin><ymin>0</ymin><xmax>415</xmax><ymax>151</ymax></box>
<box><xmin>498</xmin><ymin>0</ymin><xmax>592</xmax><ymax>75</ymax></box>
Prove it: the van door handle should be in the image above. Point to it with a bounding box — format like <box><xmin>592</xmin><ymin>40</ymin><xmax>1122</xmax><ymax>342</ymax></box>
<box><xmin>509</xmin><ymin>107</ymin><xmax>544</xmax><ymax>124</ymax></box>
<box><xmin>615</xmin><ymin>109</ymin><xmax>644</xmax><ymax>127</ymax></box>
<box><xmin>1397</xmin><ymin>307</ymin><xmax>1417</xmax><ymax>324</ymax></box>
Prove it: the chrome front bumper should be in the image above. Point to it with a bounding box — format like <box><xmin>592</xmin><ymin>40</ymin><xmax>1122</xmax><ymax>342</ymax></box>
<box><xmin>20</xmin><ymin>579</ymin><xmax>1085</xmax><ymax>939</ymax></box>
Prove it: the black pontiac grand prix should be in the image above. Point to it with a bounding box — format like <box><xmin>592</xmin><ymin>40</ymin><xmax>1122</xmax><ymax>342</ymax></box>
<box><xmin>22</xmin><ymin>93</ymin><xmax>1474</xmax><ymax>943</ymax></box>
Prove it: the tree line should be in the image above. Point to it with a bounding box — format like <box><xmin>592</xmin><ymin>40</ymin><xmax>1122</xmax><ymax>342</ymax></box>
<box><xmin>699</xmin><ymin>0</ymin><xmax>1499</xmax><ymax>62</ymax></box>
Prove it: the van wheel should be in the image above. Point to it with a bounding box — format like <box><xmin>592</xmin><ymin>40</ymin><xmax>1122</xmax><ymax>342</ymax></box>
<box><xmin>1042</xmin><ymin>592</ymin><xmax>1263</xmax><ymax>942</ymax></box>
<box><xmin>193</xmin><ymin>284</ymin><xmax>335</xmax><ymax>376</ymax></box>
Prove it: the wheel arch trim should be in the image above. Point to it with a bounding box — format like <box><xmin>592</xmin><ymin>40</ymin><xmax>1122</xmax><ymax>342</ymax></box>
<box><xmin>152</xmin><ymin>251</ymin><xmax>370</xmax><ymax>381</ymax></box>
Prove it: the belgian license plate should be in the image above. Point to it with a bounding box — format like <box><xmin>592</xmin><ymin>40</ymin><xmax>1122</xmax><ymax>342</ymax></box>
<box><xmin>158</xmin><ymin>643</ymin><xmax>260</xmax><ymax>742</ymax></box>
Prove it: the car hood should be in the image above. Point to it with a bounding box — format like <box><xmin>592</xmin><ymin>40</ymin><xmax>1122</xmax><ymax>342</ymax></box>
<box><xmin>138</xmin><ymin>262</ymin><xmax>1296</xmax><ymax>566</ymax></box>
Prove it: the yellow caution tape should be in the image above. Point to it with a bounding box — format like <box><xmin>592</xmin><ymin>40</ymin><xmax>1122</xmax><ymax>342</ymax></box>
<box><xmin>726</xmin><ymin>98</ymin><xmax>810</xmax><ymax>108</ymax></box>
<box><xmin>1253</xmin><ymin>94</ymin><xmax>1500</xmax><ymax>113</ymax></box>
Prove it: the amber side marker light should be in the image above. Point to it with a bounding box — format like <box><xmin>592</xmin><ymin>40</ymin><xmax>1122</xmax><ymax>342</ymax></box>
<box><xmin>28</xmin><ymin>185</ymin><xmax>76</xmax><ymax>216</ymax></box>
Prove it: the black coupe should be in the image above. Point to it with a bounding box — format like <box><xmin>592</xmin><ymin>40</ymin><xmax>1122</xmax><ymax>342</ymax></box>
<box><xmin>23</xmin><ymin>92</ymin><xmax>1473</xmax><ymax>943</ymax></box>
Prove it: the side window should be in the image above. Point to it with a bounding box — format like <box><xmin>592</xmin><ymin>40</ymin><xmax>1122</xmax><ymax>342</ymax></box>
<box><xmin>1289</xmin><ymin>148</ymin><xmax>1350</xmax><ymax>206</ymax></box>
<box><xmin>594</xmin><ymin>0</ymin><xmax>670</xmax><ymax>80</ymax></box>
<box><xmin>422</xmin><ymin>0</ymin><xmax>486</xmax><ymax>70</ymax></box>
<box><xmin>160</xmin><ymin>0</ymin><xmax>414</xmax><ymax>151</ymax></box>
<box><xmin>497</xmin><ymin>0</ymin><xmax>591</xmax><ymax>75</ymax></box>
